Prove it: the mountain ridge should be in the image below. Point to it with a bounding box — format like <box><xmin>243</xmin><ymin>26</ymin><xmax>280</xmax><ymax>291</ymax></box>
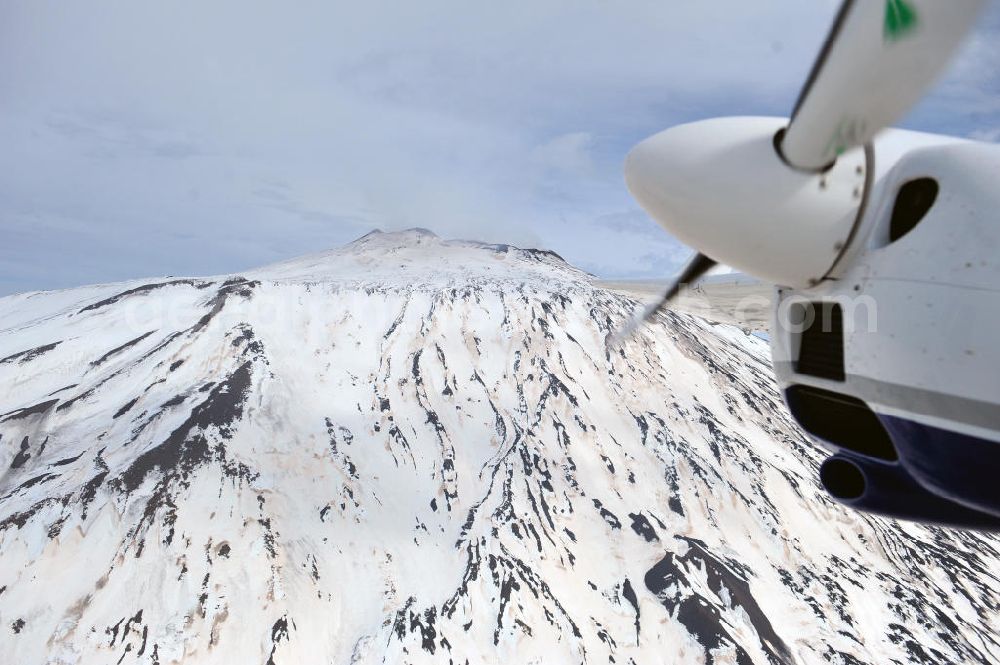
<box><xmin>0</xmin><ymin>230</ymin><xmax>997</xmax><ymax>664</ymax></box>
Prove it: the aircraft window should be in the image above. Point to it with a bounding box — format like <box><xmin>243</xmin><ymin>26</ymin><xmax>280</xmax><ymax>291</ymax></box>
<box><xmin>889</xmin><ymin>177</ymin><xmax>938</xmax><ymax>243</ymax></box>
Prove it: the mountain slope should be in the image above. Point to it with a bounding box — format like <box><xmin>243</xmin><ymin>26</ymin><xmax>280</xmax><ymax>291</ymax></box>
<box><xmin>0</xmin><ymin>229</ymin><xmax>997</xmax><ymax>665</ymax></box>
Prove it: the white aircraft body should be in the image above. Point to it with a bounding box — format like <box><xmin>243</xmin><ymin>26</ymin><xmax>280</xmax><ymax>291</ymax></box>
<box><xmin>621</xmin><ymin>0</ymin><xmax>1000</xmax><ymax>529</ymax></box>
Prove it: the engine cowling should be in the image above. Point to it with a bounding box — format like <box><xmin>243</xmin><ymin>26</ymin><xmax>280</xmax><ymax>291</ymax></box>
<box><xmin>624</xmin><ymin>117</ymin><xmax>867</xmax><ymax>288</ymax></box>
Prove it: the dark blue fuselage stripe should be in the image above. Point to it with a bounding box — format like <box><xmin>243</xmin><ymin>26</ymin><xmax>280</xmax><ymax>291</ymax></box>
<box><xmin>878</xmin><ymin>414</ymin><xmax>1000</xmax><ymax>519</ymax></box>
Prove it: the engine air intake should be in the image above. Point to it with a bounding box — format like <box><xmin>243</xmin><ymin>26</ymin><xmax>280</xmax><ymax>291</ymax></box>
<box><xmin>792</xmin><ymin>301</ymin><xmax>845</xmax><ymax>381</ymax></box>
<box><xmin>785</xmin><ymin>385</ymin><xmax>897</xmax><ymax>461</ymax></box>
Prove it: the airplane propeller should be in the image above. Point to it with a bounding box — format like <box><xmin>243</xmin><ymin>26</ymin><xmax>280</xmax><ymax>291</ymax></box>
<box><xmin>611</xmin><ymin>252</ymin><xmax>715</xmax><ymax>345</ymax></box>
<box><xmin>781</xmin><ymin>0</ymin><xmax>985</xmax><ymax>171</ymax></box>
<box><xmin>618</xmin><ymin>0</ymin><xmax>985</xmax><ymax>338</ymax></box>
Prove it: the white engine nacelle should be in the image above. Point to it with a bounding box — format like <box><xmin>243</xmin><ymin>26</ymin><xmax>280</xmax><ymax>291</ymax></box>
<box><xmin>624</xmin><ymin>117</ymin><xmax>867</xmax><ymax>288</ymax></box>
<box><xmin>770</xmin><ymin>140</ymin><xmax>1000</xmax><ymax>522</ymax></box>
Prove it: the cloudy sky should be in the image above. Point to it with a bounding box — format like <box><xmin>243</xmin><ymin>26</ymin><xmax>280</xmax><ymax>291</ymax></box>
<box><xmin>2</xmin><ymin>1</ymin><xmax>999</xmax><ymax>295</ymax></box>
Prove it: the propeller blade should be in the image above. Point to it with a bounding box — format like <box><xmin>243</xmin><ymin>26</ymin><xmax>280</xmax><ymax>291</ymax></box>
<box><xmin>780</xmin><ymin>0</ymin><xmax>985</xmax><ymax>171</ymax></box>
<box><xmin>612</xmin><ymin>253</ymin><xmax>717</xmax><ymax>344</ymax></box>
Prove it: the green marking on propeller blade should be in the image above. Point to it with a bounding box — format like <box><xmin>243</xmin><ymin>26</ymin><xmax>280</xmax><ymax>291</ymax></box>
<box><xmin>885</xmin><ymin>0</ymin><xmax>918</xmax><ymax>41</ymax></box>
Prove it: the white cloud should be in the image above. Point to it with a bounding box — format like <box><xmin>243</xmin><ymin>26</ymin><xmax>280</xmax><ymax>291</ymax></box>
<box><xmin>530</xmin><ymin>133</ymin><xmax>595</xmax><ymax>178</ymax></box>
<box><xmin>968</xmin><ymin>127</ymin><xmax>1000</xmax><ymax>142</ymax></box>
<box><xmin>1</xmin><ymin>0</ymin><xmax>998</xmax><ymax>293</ymax></box>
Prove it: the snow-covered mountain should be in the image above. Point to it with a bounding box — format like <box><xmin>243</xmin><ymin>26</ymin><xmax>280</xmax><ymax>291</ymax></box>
<box><xmin>1</xmin><ymin>229</ymin><xmax>997</xmax><ymax>665</ymax></box>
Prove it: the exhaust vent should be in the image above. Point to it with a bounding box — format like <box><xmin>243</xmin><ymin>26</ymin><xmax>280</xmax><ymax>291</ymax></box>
<box><xmin>819</xmin><ymin>454</ymin><xmax>1000</xmax><ymax>531</ymax></box>
<box><xmin>820</xmin><ymin>457</ymin><xmax>866</xmax><ymax>500</ymax></box>
<box><xmin>792</xmin><ymin>301</ymin><xmax>844</xmax><ymax>381</ymax></box>
<box><xmin>785</xmin><ymin>385</ymin><xmax>897</xmax><ymax>461</ymax></box>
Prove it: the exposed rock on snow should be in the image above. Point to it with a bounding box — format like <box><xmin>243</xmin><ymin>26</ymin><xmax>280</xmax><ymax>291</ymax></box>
<box><xmin>0</xmin><ymin>229</ymin><xmax>997</xmax><ymax>664</ymax></box>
